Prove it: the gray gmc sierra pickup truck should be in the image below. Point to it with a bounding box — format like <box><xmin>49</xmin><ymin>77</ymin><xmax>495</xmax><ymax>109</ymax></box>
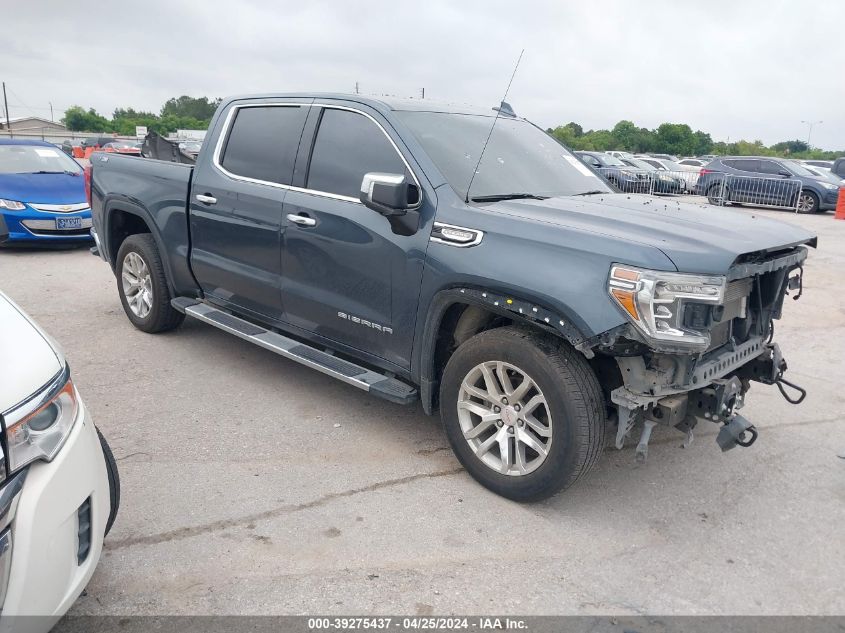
<box><xmin>87</xmin><ymin>94</ymin><xmax>816</xmax><ymax>501</ymax></box>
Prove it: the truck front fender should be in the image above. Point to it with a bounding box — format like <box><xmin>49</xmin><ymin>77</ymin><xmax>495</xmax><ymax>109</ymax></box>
<box><xmin>412</xmin><ymin>286</ymin><xmax>591</xmax><ymax>415</ymax></box>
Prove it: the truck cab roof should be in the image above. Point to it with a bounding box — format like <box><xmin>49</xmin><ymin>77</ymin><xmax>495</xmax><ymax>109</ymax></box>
<box><xmin>220</xmin><ymin>93</ymin><xmax>497</xmax><ymax>117</ymax></box>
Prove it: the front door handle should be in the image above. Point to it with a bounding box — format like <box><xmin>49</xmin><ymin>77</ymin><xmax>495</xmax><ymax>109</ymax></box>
<box><xmin>195</xmin><ymin>194</ymin><xmax>217</xmax><ymax>205</ymax></box>
<box><xmin>287</xmin><ymin>213</ymin><xmax>316</xmax><ymax>227</ymax></box>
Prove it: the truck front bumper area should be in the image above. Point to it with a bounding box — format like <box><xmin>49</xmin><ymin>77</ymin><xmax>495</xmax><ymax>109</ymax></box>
<box><xmin>610</xmin><ymin>341</ymin><xmax>804</xmax><ymax>460</ymax></box>
<box><xmin>0</xmin><ymin>397</ymin><xmax>109</xmax><ymax>631</ymax></box>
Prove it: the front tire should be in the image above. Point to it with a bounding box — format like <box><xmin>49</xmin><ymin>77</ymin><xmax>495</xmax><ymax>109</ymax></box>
<box><xmin>439</xmin><ymin>327</ymin><xmax>605</xmax><ymax>502</ymax></box>
<box><xmin>796</xmin><ymin>190</ymin><xmax>819</xmax><ymax>214</ymax></box>
<box><xmin>115</xmin><ymin>234</ymin><xmax>184</xmax><ymax>333</ymax></box>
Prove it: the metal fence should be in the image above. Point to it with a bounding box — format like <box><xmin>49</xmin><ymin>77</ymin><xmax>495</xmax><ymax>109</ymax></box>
<box><xmin>597</xmin><ymin>167</ymin><xmax>802</xmax><ymax>211</ymax></box>
<box><xmin>0</xmin><ymin>130</ymin><xmax>141</xmax><ymax>145</ymax></box>
<box><xmin>696</xmin><ymin>172</ymin><xmax>802</xmax><ymax>211</ymax></box>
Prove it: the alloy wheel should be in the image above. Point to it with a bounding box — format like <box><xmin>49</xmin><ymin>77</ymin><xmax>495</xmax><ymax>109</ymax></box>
<box><xmin>457</xmin><ymin>361</ymin><xmax>553</xmax><ymax>476</ymax></box>
<box><xmin>797</xmin><ymin>192</ymin><xmax>816</xmax><ymax>213</ymax></box>
<box><xmin>121</xmin><ymin>251</ymin><xmax>153</xmax><ymax>318</ymax></box>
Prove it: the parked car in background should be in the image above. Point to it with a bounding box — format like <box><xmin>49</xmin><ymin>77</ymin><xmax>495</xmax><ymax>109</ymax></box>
<box><xmin>59</xmin><ymin>140</ymin><xmax>80</xmax><ymax>157</ymax></box>
<box><xmin>0</xmin><ymin>290</ymin><xmax>119</xmax><ymax>630</ymax></box>
<box><xmin>635</xmin><ymin>155</ymin><xmax>699</xmax><ymax>191</ymax></box>
<box><xmin>0</xmin><ymin>140</ymin><xmax>93</xmax><ymax>244</ymax></box>
<box><xmin>101</xmin><ymin>141</ymin><xmax>142</xmax><ymax>156</ymax></box>
<box><xmin>605</xmin><ymin>150</ymin><xmax>634</xmax><ymax>160</ymax></box>
<box><xmin>829</xmin><ymin>157</ymin><xmax>845</xmax><ymax>180</ymax></box>
<box><xmin>697</xmin><ymin>156</ymin><xmax>840</xmax><ymax>213</ymax></box>
<box><xmin>80</xmin><ymin>137</ymin><xmax>116</xmax><ymax>151</ymax></box>
<box><xmin>646</xmin><ymin>153</ymin><xmax>679</xmax><ymax>162</ymax></box>
<box><xmin>619</xmin><ymin>157</ymin><xmax>687</xmax><ymax>193</ymax></box>
<box><xmin>678</xmin><ymin>158</ymin><xmax>708</xmax><ymax>168</ymax></box>
<box><xmin>178</xmin><ymin>141</ymin><xmax>202</xmax><ymax>159</ymax></box>
<box><xmin>801</xmin><ymin>160</ymin><xmax>834</xmax><ymax>170</ymax></box>
<box><xmin>576</xmin><ymin>151</ymin><xmax>649</xmax><ymax>192</ymax></box>
<box><xmin>800</xmin><ymin>162</ymin><xmax>845</xmax><ymax>187</ymax></box>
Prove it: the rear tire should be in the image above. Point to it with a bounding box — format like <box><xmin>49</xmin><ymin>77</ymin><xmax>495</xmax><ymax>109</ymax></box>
<box><xmin>439</xmin><ymin>327</ymin><xmax>605</xmax><ymax>502</ymax></box>
<box><xmin>96</xmin><ymin>427</ymin><xmax>120</xmax><ymax>536</ymax></box>
<box><xmin>115</xmin><ymin>234</ymin><xmax>184</xmax><ymax>333</ymax></box>
<box><xmin>707</xmin><ymin>183</ymin><xmax>728</xmax><ymax>205</ymax></box>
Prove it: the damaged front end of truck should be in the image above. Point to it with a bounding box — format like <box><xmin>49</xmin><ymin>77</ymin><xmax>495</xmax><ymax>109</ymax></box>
<box><xmin>591</xmin><ymin>242</ymin><xmax>814</xmax><ymax>461</ymax></box>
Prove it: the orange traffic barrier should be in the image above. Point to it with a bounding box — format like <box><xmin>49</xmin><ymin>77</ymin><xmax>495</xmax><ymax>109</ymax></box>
<box><xmin>83</xmin><ymin>147</ymin><xmax>94</xmax><ymax>159</ymax></box>
<box><xmin>836</xmin><ymin>188</ymin><xmax>845</xmax><ymax>220</ymax></box>
<box><xmin>72</xmin><ymin>146</ymin><xmax>84</xmax><ymax>158</ymax></box>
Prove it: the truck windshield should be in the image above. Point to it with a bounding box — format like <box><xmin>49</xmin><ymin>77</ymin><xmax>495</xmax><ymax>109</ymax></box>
<box><xmin>395</xmin><ymin>111</ymin><xmax>611</xmax><ymax>200</ymax></box>
<box><xmin>0</xmin><ymin>144</ymin><xmax>83</xmax><ymax>175</ymax></box>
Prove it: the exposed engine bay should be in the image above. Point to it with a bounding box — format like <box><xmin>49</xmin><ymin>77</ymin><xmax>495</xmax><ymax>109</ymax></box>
<box><xmin>602</xmin><ymin>246</ymin><xmax>809</xmax><ymax>460</ymax></box>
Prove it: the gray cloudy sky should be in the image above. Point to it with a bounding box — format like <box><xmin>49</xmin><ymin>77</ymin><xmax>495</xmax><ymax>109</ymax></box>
<box><xmin>4</xmin><ymin>0</ymin><xmax>843</xmax><ymax>149</ymax></box>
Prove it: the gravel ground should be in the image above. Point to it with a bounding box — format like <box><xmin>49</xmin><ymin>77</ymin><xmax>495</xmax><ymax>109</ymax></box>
<box><xmin>1</xmin><ymin>207</ymin><xmax>843</xmax><ymax>617</ymax></box>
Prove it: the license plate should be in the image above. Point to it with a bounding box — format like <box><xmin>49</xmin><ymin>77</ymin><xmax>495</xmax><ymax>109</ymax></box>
<box><xmin>56</xmin><ymin>217</ymin><xmax>82</xmax><ymax>230</ymax></box>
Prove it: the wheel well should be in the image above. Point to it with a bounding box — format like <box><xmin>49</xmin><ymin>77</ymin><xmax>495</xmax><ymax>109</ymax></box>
<box><xmin>107</xmin><ymin>209</ymin><xmax>151</xmax><ymax>265</ymax></box>
<box><xmin>433</xmin><ymin>305</ymin><xmax>507</xmax><ymax>384</ymax></box>
<box><xmin>428</xmin><ymin>303</ymin><xmax>542</xmax><ymax>413</ymax></box>
<box><xmin>425</xmin><ymin>300</ymin><xmax>615</xmax><ymax>416</ymax></box>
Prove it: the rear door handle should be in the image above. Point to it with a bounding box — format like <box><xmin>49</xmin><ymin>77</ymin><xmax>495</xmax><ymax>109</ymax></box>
<box><xmin>195</xmin><ymin>194</ymin><xmax>217</xmax><ymax>205</ymax></box>
<box><xmin>287</xmin><ymin>213</ymin><xmax>316</xmax><ymax>227</ymax></box>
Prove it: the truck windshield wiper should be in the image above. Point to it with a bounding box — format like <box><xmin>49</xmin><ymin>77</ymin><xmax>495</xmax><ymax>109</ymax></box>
<box><xmin>572</xmin><ymin>190</ymin><xmax>606</xmax><ymax>197</ymax></box>
<box><xmin>26</xmin><ymin>170</ymin><xmax>80</xmax><ymax>176</ymax></box>
<box><xmin>470</xmin><ymin>193</ymin><xmax>549</xmax><ymax>202</ymax></box>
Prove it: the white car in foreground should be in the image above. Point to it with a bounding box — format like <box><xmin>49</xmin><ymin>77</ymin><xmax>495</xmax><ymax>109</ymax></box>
<box><xmin>0</xmin><ymin>292</ymin><xmax>118</xmax><ymax>632</ymax></box>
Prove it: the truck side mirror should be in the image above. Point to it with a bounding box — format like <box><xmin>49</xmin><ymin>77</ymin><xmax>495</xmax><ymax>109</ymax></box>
<box><xmin>359</xmin><ymin>172</ymin><xmax>420</xmax><ymax>217</ymax></box>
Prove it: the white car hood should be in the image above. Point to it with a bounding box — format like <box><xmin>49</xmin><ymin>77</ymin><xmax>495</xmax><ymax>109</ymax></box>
<box><xmin>0</xmin><ymin>292</ymin><xmax>63</xmax><ymax>413</ymax></box>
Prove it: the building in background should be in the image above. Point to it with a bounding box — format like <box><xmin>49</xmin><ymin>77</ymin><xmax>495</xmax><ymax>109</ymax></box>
<box><xmin>0</xmin><ymin>116</ymin><xmax>68</xmax><ymax>135</ymax></box>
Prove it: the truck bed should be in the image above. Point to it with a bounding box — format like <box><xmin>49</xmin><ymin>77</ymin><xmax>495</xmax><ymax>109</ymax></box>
<box><xmin>89</xmin><ymin>153</ymin><xmax>198</xmax><ymax>296</ymax></box>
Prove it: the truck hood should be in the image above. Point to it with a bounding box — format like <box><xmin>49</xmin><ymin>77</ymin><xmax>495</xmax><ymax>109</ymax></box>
<box><xmin>488</xmin><ymin>194</ymin><xmax>817</xmax><ymax>273</ymax></box>
<box><xmin>0</xmin><ymin>172</ymin><xmax>86</xmax><ymax>205</ymax></box>
<box><xmin>0</xmin><ymin>293</ymin><xmax>63</xmax><ymax>414</ymax></box>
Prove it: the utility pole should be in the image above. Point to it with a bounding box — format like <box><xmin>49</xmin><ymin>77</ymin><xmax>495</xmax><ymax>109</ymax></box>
<box><xmin>2</xmin><ymin>82</ymin><xmax>9</xmax><ymax>132</ymax></box>
<box><xmin>421</xmin><ymin>87</ymin><xmax>425</xmax><ymax>99</ymax></box>
<box><xmin>801</xmin><ymin>120</ymin><xmax>822</xmax><ymax>150</ymax></box>
<box><xmin>49</xmin><ymin>102</ymin><xmax>54</xmax><ymax>122</ymax></box>
<box><xmin>355</xmin><ymin>81</ymin><xmax>359</xmax><ymax>95</ymax></box>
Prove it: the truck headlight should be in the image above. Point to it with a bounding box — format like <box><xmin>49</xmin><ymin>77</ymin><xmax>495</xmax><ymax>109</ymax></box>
<box><xmin>3</xmin><ymin>368</ymin><xmax>79</xmax><ymax>473</ymax></box>
<box><xmin>608</xmin><ymin>265</ymin><xmax>726</xmax><ymax>350</ymax></box>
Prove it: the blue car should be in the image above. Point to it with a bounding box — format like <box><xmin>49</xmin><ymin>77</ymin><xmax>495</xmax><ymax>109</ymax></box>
<box><xmin>0</xmin><ymin>139</ymin><xmax>92</xmax><ymax>244</ymax></box>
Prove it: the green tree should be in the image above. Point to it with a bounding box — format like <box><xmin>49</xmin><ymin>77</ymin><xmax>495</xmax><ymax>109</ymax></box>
<box><xmin>770</xmin><ymin>139</ymin><xmax>809</xmax><ymax>154</ymax></box>
<box><xmin>654</xmin><ymin>123</ymin><xmax>697</xmax><ymax>156</ymax></box>
<box><xmin>692</xmin><ymin>130</ymin><xmax>713</xmax><ymax>156</ymax></box>
<box><xmin>611</xmin><ymin>120</ymin><xmax>639</xmax><ymax>150</ymax></box>
<box><xmin>62</xmin><ymin>106</ymin><xmax>112</xmax><ymax>132</ymax></box>
<box><xmin>160</xmin><ymin>96</ymin><xmax>220</xmax><ymax>120</ymax></box>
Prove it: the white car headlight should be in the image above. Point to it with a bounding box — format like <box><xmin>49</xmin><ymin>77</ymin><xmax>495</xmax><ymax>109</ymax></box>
<box><xmin>821</xmin><ymin>182</ymin><xmax>837</xmax><ymax>190</ymax></box>
<box><xmin>608</xmin><ymin>265</ymin><xmax>726</xmax><ymax>350</ymax></box>
<box><xmin>0</xmin><ymin>199</ymin><xmax>26</xmax><ymax>211</ymax></box>
<box><xmin>3</xmin><ymin>368</ymin><xmax>79</xmax><ymax>473</ymax></box>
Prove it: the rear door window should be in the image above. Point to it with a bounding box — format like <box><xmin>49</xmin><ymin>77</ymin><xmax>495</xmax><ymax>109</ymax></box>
<box><xmin>220</xmin><ymin>105</ymin><xmax>308</xmax><ymax>185</ymax></box>
<box><xmin>725</xmin><ymin>159</ymin><xmax>760</xmax><ymax>172</ymax></box>
<box><xmin>306</xmin><ymin>108</ymin><xmax>406</xmax><ymax>199</ymax></box>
